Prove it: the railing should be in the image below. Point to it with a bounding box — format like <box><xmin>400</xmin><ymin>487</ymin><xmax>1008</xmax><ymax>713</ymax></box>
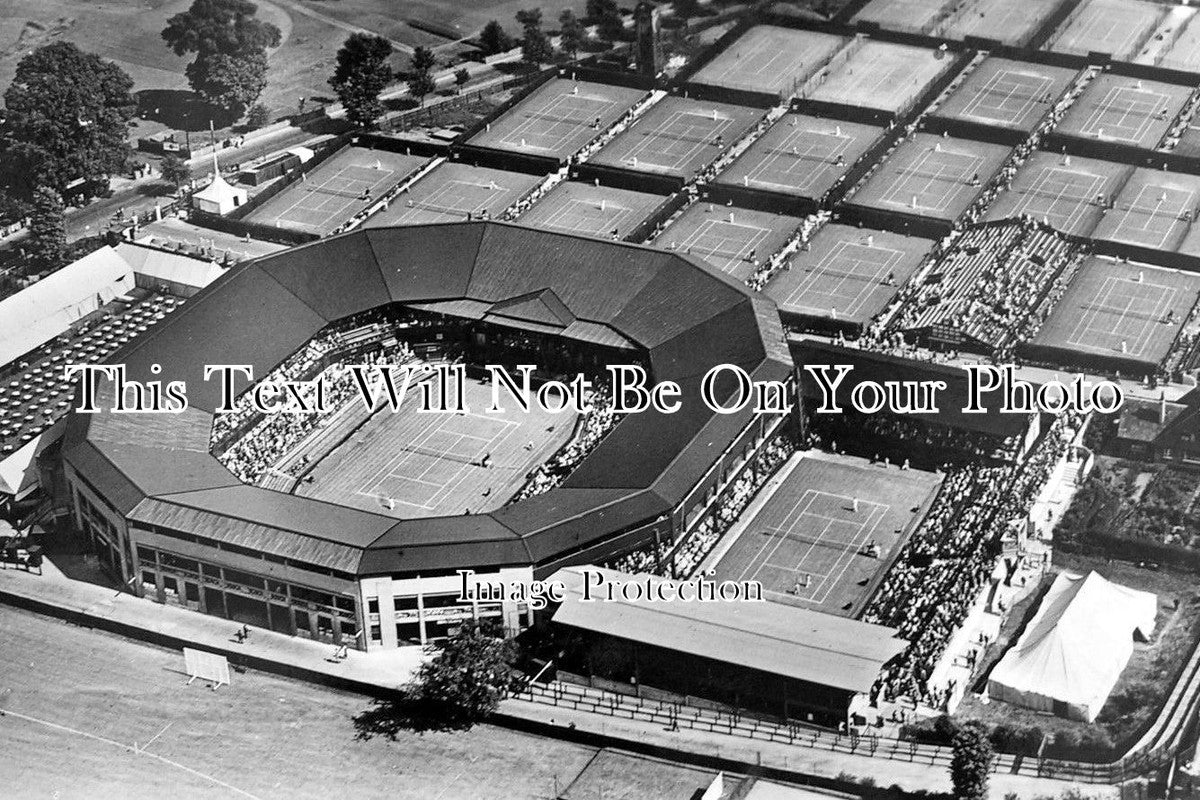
<box><xmin>512</xmin><ymin>678</ymin><xmax>1179</xmax><ymax>784</ymax></box>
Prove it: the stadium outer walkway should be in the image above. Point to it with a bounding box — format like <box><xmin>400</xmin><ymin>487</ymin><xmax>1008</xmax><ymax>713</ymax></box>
<box><xmin>0</xmin><ymin>558</ymin><xmax>1123</xmax><ymax>798</ymax></box>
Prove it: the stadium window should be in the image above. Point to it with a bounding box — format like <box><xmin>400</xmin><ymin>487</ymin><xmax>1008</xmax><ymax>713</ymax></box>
<box><xmin>334</xmin><ymin>596</ymin><xmax>356</xmax><ymax>613</ymax></box>
<box><xmin>160</xmin><ymin>553</ymin><xmax>199</xmax><ymax>576</ymax></box>
<box><xmin>396</xmin><ymin>621</ymin><xmax>421</xmax><ymax>645</ymax></box>
<box><xmin>394</xmin><ymin>595</ymin><xmax>420</xmax><ymax>611</ymax></box>
<box><xmin>367</xmin><ymin>598</ymin><xmax>380</xmax><ymax>615</ymax></box>
<box><xmin>370</xmin><ymin>625</ymin><xmax>382</xmax><ymax>641</ymax></box>
<box><xmin>422</xmin><ymin>593</ymin><xmax>466</xmax><ymax>609</ymax></box>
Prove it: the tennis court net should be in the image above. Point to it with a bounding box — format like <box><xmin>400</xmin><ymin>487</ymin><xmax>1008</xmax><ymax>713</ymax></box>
<box><xmin>396</xmin><ymin>444</ymin><xmax>482</xmax><ymax>467</ymax></box>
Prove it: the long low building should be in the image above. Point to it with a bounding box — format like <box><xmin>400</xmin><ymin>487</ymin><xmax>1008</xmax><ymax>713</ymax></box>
<box><xmin>549</xmin><ymin>566</ymin><xmax>907</xmax><ymax>727</ymax></box>
<box><xmin>60</xmin><ymin>222</ymin><xmax>793</xmax><ymax>651</ymax></box>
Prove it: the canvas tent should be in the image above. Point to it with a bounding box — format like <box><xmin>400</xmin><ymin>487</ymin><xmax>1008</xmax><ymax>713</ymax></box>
<box><xmin>988</xmin><ymin>571</ymin><xmax>1156</xmax><ymax>722</ymax></box>
<box><xmin>0</xmin><ymin>246</ymin><xmax>134</xmax><ymax>368</ymax></box>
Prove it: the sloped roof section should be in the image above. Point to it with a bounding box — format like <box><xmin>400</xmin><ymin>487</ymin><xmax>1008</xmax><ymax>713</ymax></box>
<box><xmin>63</xmin><ymin>222</ymin><xmax>791</xmax><ymax>576</ymax></box>
<box><xmin>551</xmin><ymin>566</ymin><xmax>906</xmax><ymax>693</ymax></box>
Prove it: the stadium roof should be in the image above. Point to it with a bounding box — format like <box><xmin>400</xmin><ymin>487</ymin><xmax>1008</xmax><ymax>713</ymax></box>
<box><xmin>64</xmin><ymin>222</ymin><xmax>790</xmax><ymax>577</ymax></box>
<box><xmin>792</xmin><ymin>339</ymin><xmax>1036</xmax><ymax>439</ymax></box>
<box><xmin>550</xmin><ymin>567</ymin><xmax>906</xmax><ymax>694</ymax></box>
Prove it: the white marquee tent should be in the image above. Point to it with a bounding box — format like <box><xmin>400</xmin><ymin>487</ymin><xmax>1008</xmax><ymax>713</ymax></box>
<box><xmin>987</xmin><ymin>571</ymin><xmax>1157</xmax><ymax>722</ymax></box>
<box><xmin>0</xmin><ymin>246</ymin><xmax>134</xmax><ymax>368</ymax></box>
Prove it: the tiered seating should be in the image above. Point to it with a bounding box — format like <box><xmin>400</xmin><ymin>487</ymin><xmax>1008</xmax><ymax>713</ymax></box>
<box><xmin>890</xmin><ymin>219</ymin><xmax>1082</xmax><ymax>358</ymax></box>
<box><xmin>863</xmin><ymin>414</ymin><xmax>1076</xmax><ymax>710</ymax></box>
<box><xmin>511</xmin><ymin>383</ymin><xmax>620</xmax><ymax>501</ymax></box>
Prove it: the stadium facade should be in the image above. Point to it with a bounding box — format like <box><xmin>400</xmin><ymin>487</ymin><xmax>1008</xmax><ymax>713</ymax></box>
<box><xmin>61</xmin><ymin>222</ymin><xmax>793</xmax><ymax>651</ymax></box>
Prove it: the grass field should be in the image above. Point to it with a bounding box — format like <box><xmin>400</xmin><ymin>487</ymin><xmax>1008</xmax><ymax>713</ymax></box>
<box><xmin>714</xmin><ymin>114</ymin><xmax>882</xmax><ymax>200</ymax></box>
<box><xmin>0</xmin><ymin>603</ymin><xmax>751</xmax><ymax>800</ymax></box>
<box><xmin>0</xmin><ymin>0</ymin><xmax>354</xmax><ymax>120</ymax></box>
<box><xmin>364</xmin><ymin>163</ymin><xmax>541</xmax><ymax>227</ymax></box>
<box><xmin>1159</xmin><ymin>8</ymin><xmax>1200</xmax><ymax>72</ymax></box>
<box><xmin>1045</xmin><ymin>0</ymin><xmax>1166</xmax><ymax>59</ymax></box>
<box><xmin>654</xmin><ymin>204</ymin><xmax>802</xmax><ymax>280</ymax></box>
<box><xmin>689</xmin><ymin>26</ymin><xmax>846</xmax><ymax>96</ymax></box>
<box><xmin>467</xmin><ymin>78</ymin><xmax>645</xmax><ymax>160</ymax></box>
<box><xmin>588</xmin><ymin>97</ymin><xmax>762</xmax><ymax>179</ymax></box>
<box><xmin>1091</xmin><ymin>167</ymin><xmax>1200</xmax><ymax>253</ymax></box>
<box><xmin>246</xmin><ymin>147</ymin><xmax>428</xmax><ymax>235</ymax></box>
<box><xmin>764</xmin><ymin>224</ymin><xmax>932</xmax><ymax>326</ymax></box>
<box><xmin>849</xmin><ymin>133</ymin><xmax>1010</xmax><ymax>222</ymax></box>
<box><xmin>517</xmin><ymin>180</ymin><xmax>665</xmax><ymax>239</ymax></box>
<box><xmin>943</xmin><ymin>0</ymin><xmax>1065</xmax><ymax>45</ymax></box>
<box><xmin>852</xmin><ymin>0</ymin><xmax>948</xmax><ymax>34</ymax></box>
<box><xmin>709</xmin><ymin>452</ymin><xmax>942</xmax><ymax>617</ymax></box>
<box><xmin>808</xmin><ymin>41</ymin><xmax>950</xmax><ymax>114</ymax></box>
<box><xmin>1030</xmin><ymin>256</ymin><xmax>1200</xmax><ymax>367</ymax></box>
<box><xmin>295</xmin><ymin>373</ymin><xmax>574</xmax><ymax>517</ymax></box>
<box><xmin>983</xmin><ymin>151</ymin><xmax>1132</xmax><ymax>236</ymax></box>
<box><xmin>931</xmin><ymin>58</ymin><xmax>1076</xmax><ymax>133</ymax></box>
<box><xmin>1055</xmin><ymin>74</ymin><xmax>1191</xmax><ymax>150</ymax></box>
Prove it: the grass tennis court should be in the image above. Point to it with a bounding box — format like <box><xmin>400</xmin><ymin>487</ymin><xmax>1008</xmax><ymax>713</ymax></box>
<box><xmin>588</xmin><ymin>97</ymin><xmax>762</xmax><ymax>179</ymax></box>
<box><xmin>1091</xmin><ymin>167</ymin><xmax>1200</xmax><ymax>253</ymax></box>
<box><xmin>984</xmin><ymin>151</ymin><xmax>1132</xmax><ymax>236</ymax></box>
<box><xmin>1031</xmin><ymin>257</ymin><xmax>1200</xmax><ymax>368</ymax></box>
<box><xmin>295</xmin><ymin>373</ymin><xmax>574</xmax><ymax>517</ymax></box>
<box><xmin>931</xmin><ymin>58</ymin><xmax>1076</xmax><ymax>133</ymax></box>
<box><xmin>1159</xmin><ymin>8</ymin><xmax>1200</xmax><ymax>72</ymax></box>
<box><xmin>467</xmin><ymin>78</ymin><xmax>644</xmax><ymax>160</ymax></box>
<box><xmin>714</xmin><ymin>114</ymin><xmax>882</xmax><ymax>200</ymax></box>
<box><xmin>943</xmin><ymin>0</ymin><xmax>1064</xmax><ymax>45</ymax></box>
<box><xmin>654</xmin><ymin>204</ymin><xmax>802</xmax><ymax>280</ymax></box>
<box><xmin>517</xmin><ymin>180</ymin><xmax>665</xmax><ymax>239</ymax></box>
<box><xmin>1045</xmin><ymin>0</ymin><xmax>1166</xmax><ymax>59</ymax></box>
<box><xmin>364</xmin><ymin>163</ymin><xmax>542</xmax><ymax>227</ymax></box>
<box><xmin>245</xmin><ymin>147</ymin><xmax>427</xmax><ymax>235</ymax></box>
<box><xmin>765</xmin><ymin>224</ymin><xmax>931</xmax><ymax>326</ymax></box>
<box><xmin>1055</xmin><ymin>74</ymin><xmax>1190</xmax><ymax>149</ymax></box>
<box><xmin>852</xmin><ymin>0</ymin><xmax>947</xmax><ymax>34</ymax></box>
<box><xmin>709</xmin><ymin>453</ymin><xmax>942</xmax><ymax>617</ymax></box>
<box><xmin>849</xmin><ymin>133</ymin><xmax>1010</xmax><ymax>222</ymax></box>
<box><xmin>808</xmin><ymin>41</ymin><xmax>950</xmax><ymax>114</ymax></box>
<box><xmin>689</xmin><ymin>26</ymin><xmax>846</xmax><ymax>96</ymax></box>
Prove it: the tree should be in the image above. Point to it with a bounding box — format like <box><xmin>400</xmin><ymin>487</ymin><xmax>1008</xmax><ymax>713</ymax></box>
<box><xmin>162</xmin><ymin>0</ymin><xmax>281</xmax><ymax>115</ymax></box>
<box><xmin>406</xmin><ymin>622</ymin><xmax>521</xmax><ymax>728</ymax></box>
<box><xmin>160</xmin><ymin>153</ymin><xmax>191</xmax><ymax>190</ymax></box>
<box><xmin>0</xmin><ymin>42</ymin><xmax>135</xmax><ymax>200</ymax></box>
<box><xmin>246</xmin><ymin>103</ymin><xmax>270</xmax><ymax>128</ymax></box>
<box><xmin>407</xmin><ymin>46</ymin><xmax>437</xmax><ymax>106</ymax></box>
<box><xmin>184</xmin><ymin>48</ymin><xmax>270</xmax><ymax>115</ymax></box>
<box><xmin>454</xmin><ymin>67</ymin><xmax>471</xmax><ymax>93</ymax></box>
<box><xmin>478</xmin><ymin>20</ymin><xmax>514</xmax><ymax>55</ymax></box>
<box><xmin>951</xmin><ymin>721</ymin><xmax>994</xmax><ymax>800</ymax></box>
<box><xmin>558</xmin><ymin>10</ymin><xmax>584</xmax><ymax>59</ymax></box>
<box><xmin>587</xmin><ymin>0</ymin><xmax>624</xmax><ymax>40</ymax></box>
<box><xmin>516</xmin><ymin>9</ymin><xmax>553</xmax><ymax>66</ymax></box>
<box><xmin>26</xmin><ymin>187</ymin><xmax>67</xmax><ymax>271</ymax></box>
<box><xmin>329</xmin><ymin>33</ymin><xmax>394</xmax><ymax>130</ymax></box>
<box><xmin>673</xmin><ymin>0</ymin><xmax>701</xmax><ymax>18</ymax></box>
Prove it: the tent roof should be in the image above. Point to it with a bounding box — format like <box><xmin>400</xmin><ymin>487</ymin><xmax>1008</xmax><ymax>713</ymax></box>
<box><xmin>990</xmin><ymin>571</ymin><xmax>1157</xmax><ymax>711</ymax></box>
<box><xmin>116</xmin><ymin>243</ymin><xmax>225</xmax><ymax>290</ymax></box>
<box><xmin>0</xmin><ymin>246</ymin><xmax>134</xmax><ymax>367</ymax></box>
<box><xmin>194</xmin><ymin>171</ymin><xmax>245</xmax><ymax>204</ymax></box>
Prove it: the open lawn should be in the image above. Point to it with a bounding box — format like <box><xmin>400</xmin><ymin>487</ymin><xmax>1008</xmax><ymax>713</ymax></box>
<box><xmin>0</xmin><ymin>0</ymin><xmax>354</xmax><ymax>121</ymax></box>
<box><xmin>0</xmin><ymin>603</ymin><xmax>750</xmax><ymax>800</ymax></box>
